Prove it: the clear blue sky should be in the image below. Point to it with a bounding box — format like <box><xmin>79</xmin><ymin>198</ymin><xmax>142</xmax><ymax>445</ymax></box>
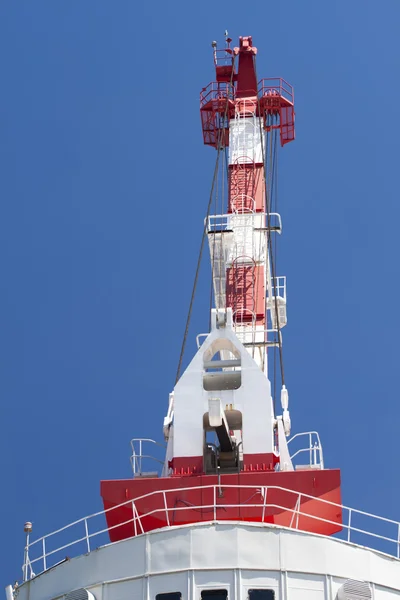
<box><xmin>1</xmin><ymin>0</ymin><xmax>400</xmax><ymax>585</ymax></box>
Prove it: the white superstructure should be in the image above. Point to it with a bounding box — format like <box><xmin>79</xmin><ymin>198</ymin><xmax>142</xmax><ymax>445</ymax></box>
<box><xmin>11</xmin><ymin>523</ymin><xmax>400</xmax><ymax>600</ymax></box>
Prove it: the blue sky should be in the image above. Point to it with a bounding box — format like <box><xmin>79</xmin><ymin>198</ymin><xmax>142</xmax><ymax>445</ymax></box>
<box><xmin>1</xmin><ymin>0</ymin><xmax>400</xmax><ymax>585</ymax></box>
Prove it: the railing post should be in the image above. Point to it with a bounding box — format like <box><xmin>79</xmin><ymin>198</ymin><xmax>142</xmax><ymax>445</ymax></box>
<box><xmin>24</xmin><ymin>552</ymin><xmax>28</xmax><ymax>582</ymax></box>
<box><xmin>296</xmin><ymin>494</ymin><xmax>301</xmax><ymax>529</ymax></box>
<box><xmin>22</xmin><ymin>555</ymin><xmax>26</xmax><ymax>582</ymax></box>
<box><xmin>213</xmin><ymin>485</ymin><xmax>217</xmax><ymax>521</ymax></box>
<box><xmin>319</xmin><ymin>439</ymin><xmax>324</xmax><ymax>470</ymax></box>
<box><xmin>137</xmin><ymin>507</ymin><xmax>144</xmax><ymax>534</ymax></box>
<box><xmin>261</xmin><ymin>487</ymin><xmax>268</xmax><ymax>523</ymax></box>
<box><xmin>84</xmin><ymin>518</ymin><xmax>90</xmax><ymax>553</ymax></box>
<box><xmin>22</xmin><ymin>525</ymin><xmax>31</xmax><ymax>583</ymax></box>
<box><xmin>42</xmin><ymin>537</ymin><xmax>47</xmax><ymax>571</ymax></box>
<box><xmin>163</xmin><ymin>491</ymin><xmax>170</xmax><ymax>527</ymax></box>
<box><xmin>132</xmin><ymin>501</ymin><xmax>137</xmax><ymax>537</ymax></box>
<box><xmin>347</xmin><ymin>509</ymin><xmax>352</xmax><ymax>543</ymax></box>
<box><xmin>397</xmin><ymin>522</ymin><xmax>400</xmax><ymax>559</ymax></box>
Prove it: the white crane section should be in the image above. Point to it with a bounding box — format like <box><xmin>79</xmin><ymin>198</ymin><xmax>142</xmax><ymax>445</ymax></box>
<box><xmin>228</xmin><ymin>111</ymin><xmax>264</xmax><ymax>165</ymax></box>
<box><xmin>165</xmin><ymin>308</ymin><xmax>277</xmax><ymax>471</ymax></box>
<box><xmin>207</xmin><ymin>97</ymin><xmax>287</xmax><ymax>375</ymax></box>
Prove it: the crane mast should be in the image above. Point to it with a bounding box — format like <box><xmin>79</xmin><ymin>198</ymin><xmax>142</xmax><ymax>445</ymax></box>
<box><xmin>202</xmin><ymin>35</ymin><xmax>295</xmax><ymax>376</ymax></box>
<box><xmin>100</xmin><ymin>35</ymin><xmax>342</xmax><ymax>542</ymax></box>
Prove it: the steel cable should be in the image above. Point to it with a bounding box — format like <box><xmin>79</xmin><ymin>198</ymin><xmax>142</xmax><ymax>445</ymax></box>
<box><xmin>253</xmin><ymin>56</ymin><xmax>286</xmax><ymax>388</ymax></box>
<box><xmin>175</xmin><ymin>56</ymin><xmax>236</xmax><ymax>384</ymax></box>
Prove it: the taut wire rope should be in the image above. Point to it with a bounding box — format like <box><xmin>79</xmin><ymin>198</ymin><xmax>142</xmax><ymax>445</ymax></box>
<box><xmin>175</xmin><ymin>56</ymin><xmax>236</xmax><ymax>384</ymax></box>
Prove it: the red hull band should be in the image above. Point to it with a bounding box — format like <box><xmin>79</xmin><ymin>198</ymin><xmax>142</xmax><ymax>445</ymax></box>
<box><xmin>101</xmin><ymin>469</ymin><xmax>342</xmax><ymax>543</ymax></box>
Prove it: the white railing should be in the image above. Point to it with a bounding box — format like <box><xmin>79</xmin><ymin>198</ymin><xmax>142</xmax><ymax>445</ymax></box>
<box><xmin>196</xmin><ymin>328</ymin><xmax>281</xmax><ymax>350</ymax></box>
<box><xmin>207</xmin><ymin>212</ymin><xmax>282</xmax><ymax>234</ymax></box>
<box><xmin>269</xmin><ymin>276</ymin><xmax>286</xmax><ymax>301</ymax></box>
<box><xmin>130</xmin><ymin>439</ymin><xmax>166</xmax><ymax>476</ymax></box>
<box><xmin>287</xmin><ymin>431</ymin><xmax>324</xmax><ymax>470</ymax></box>
<box><xmin>21</xmin><ymin>484</ymin><xmax>400</xmax><ymax>582</ymax></box>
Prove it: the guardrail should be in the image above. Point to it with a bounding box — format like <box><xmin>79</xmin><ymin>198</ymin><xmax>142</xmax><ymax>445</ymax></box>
<box><xmin>258</xmin><ymin>78</ymin><xmax>294</xmax><ymax>104</ymax></box>
<box><xmin>200</xmin><ymin>82</ymin><xmax>235</xmax><ymax>108</ymax></box>
<box><xmin>130</xmin><ymin>438</ymin><xmax>166</xmax><ymax>476</ymax></box>
<box><xmin>22</xmin><ymin>484</ymin><xmax>400</xmax><ymax>582</ymax></box>
<box><xmin>207</xmin><ymin>212</ymin><xmax>282</xmax><ymax>234</ymax></box>
<box><xmin>288</xmin><ymin>432</ymin><xmax>324</xmax><ymax>470</ymax></box>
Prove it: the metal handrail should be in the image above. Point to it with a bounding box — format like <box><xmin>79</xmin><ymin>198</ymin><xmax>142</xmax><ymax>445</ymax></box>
<box><xmin>258</xmin><ymin>78</ymin><xmax>294</xmax><ymax>104</ymax></box>
<box><xmin>287</xmin><ymin>432</ymin><xmax>324</xmax><ymax>470</ymax></box>
<box><xmin>21</xmin><ymin>483</ymin><xmax>400</xmax><ymax>581</ymax></box>
<box><xmin>130</xmin><ymin>438</ymin><xmax>166</xmax><ymax>476</ymax></box>
<box><xmin>207</xmin><ymin>212</ymin><xmax>282</xmax><ymax>234</ymax></box>
<box><xmin>200</xmin><ymin>82</ymin><xmax>235</xmax><ymax>108</ymax></box>
<box><xmin>196</xmin><ymin>328</ymin><xmax>281</xmax><ymax>350</ymax></box>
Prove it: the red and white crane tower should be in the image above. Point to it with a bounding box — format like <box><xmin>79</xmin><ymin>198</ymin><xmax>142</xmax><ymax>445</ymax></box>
<box><xmin>100</xmin><ymin>35</ymin><xmax>342</xmax><ymax>542</ymax></box>
<box><xmin>201</xmin><ymin>35</ymin><xmax>294</xmax><ymax>375</ymax></box>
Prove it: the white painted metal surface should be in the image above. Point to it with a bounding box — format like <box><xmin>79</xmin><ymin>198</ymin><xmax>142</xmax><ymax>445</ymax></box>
<box><xmin>169</xmin><ymin>309</ymin><xmax>275</xmax><ymax>461</ymax></box>
<box><xmin>207</xmin><ymin>211</ymin><xmax>281</xmax><ymax>320</ymax></box>
<box><xmin>229</xmin><ymin>115</ymin><xmax>264</xmax><ymax>164</ymax></box>
<box><xmin>207</xmin><ymin>210</ymin><xmax>285</xmax><ymax>374</ymax></box>
<box><xmin>15</xmin><ymin>523</ymin><xmax>400</xmax><ymax>600</ymax></box>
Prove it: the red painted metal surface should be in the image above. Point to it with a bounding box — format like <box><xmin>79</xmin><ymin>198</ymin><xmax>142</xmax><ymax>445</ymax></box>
<box><xmin>258</xmin><ymin>79</ymin><xmax>295</xmax><ymax>146</ymax></box>
<box><xmin>226</xmin><ymin>264</ymin><xmax>265</xmax><ymax>324</ymax></box>
<box><xmin>101</xmin><ymin>469</ymin><xmax>342</xmax><ymax>543</ymax></box>
<box><xmin>234</xmin><ymin>37</ymin><xmax>258</xmax><ymax>99</ymax></box>
<box><xmin>214</xmin><ymin>45</ymin><xmax>236</xmax><ymax>83</ymax></box>
<box><xmin>242</xmin><ymin>452</ymin><xmax>279</xmax><ymax>470</ymax></box>
<box><xmin>168</xmin><ymin>453</ymin><xmax>278</xmax><ymax>477</ymax></box>
<box><xmin>200</xmin><ymin>82</ymin><xmax>235</xmax><ymax>148</ymax></box>
<box><xmin>200</xmin><ymin>42</ymin><xmax>295</xmax><ymax>149</ymax></box>
<box><xmin>169</xmin><ymin>455</ymin><xmax>204</xmax><ymax>476</ymax></box>
<box><xmin>228</xmin><ymin>164</ymin><xmax>265</xmax><ymax>212</ymax></box>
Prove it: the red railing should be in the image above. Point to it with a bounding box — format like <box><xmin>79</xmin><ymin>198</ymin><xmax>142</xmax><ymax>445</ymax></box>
<box><xmin>200</xmin><ymin>82</ymin><xmax>235</xmax><ymax>108</ymax></box>
<box><xmin>258</xmin><ymin>78</ymin><xmax>294</xmax><ymax>105</ymax></box>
